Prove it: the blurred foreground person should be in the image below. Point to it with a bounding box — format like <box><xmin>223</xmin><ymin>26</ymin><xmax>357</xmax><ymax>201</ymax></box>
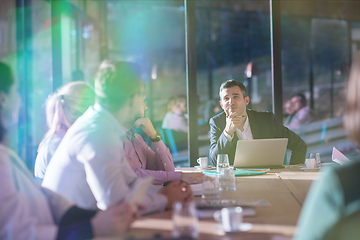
<box><xmin>294</xmin><ymin>54</ymin><xmax>360</xmax><ymax>240</ymax></box>
<box><xmin>0</xmin><ymin>62</ymin><xmax>136</xmax><ymax>240</ymax></box>
<box><xmin>42</xmin><ymin>60</ymin><xmax>193</xmax><ymax>213</ymax></box>
<box><xmin>35</xmin><ymin>81</ymin><xmax>95</xmax><ymax>180</ymax></box>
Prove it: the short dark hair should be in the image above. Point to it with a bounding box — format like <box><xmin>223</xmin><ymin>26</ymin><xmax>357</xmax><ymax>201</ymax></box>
<box><xmin>219</xmin><ymin>79</ymin><xmax>247</xmax><ymax>99</ymax></box>
<box><xmin>0</xmin><ymin>62</ymin><xmax>15</xmax><ymax>142</ymax></box>
<box><xmin>95</xmin><ymin>60</ymin><xmax>143</xmax><ymax>113</ymax></box>
<box><xmin>292</xmin><ymin>93</ymin><xmax>307</xmax><ymax>105</ymax></box>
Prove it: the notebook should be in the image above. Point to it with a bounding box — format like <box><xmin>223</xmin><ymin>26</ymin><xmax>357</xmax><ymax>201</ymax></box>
<box><xmin>233</xmin><ymin>138</ymin><xmax>288</xmax><ymax>168</ymax></box>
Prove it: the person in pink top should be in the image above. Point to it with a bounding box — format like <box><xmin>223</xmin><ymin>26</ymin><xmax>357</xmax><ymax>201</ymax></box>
<box><xmin>123</xmin><ymin>96</ymin><xmax>203</xmax><ymax>185</ymax></box>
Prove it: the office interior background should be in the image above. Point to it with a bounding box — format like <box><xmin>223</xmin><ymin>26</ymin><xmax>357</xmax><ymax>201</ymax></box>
<box><xmin>1</xmin><ymin>0</ymin><xmax>360</xmax><ymax>170</ymax></box>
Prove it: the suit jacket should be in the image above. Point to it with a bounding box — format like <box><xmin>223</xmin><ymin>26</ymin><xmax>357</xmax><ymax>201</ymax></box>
<box><xmin>209</xmin><ymin>109</ymin><xmax>307</xmax><ymax>165</ymax></box>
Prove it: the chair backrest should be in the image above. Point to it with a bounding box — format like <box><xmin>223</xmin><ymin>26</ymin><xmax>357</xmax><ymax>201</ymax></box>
<box><xmin>160</xmin><ymin>128</ymin><xmax>179</xmax><ymax>155</ymax></box>
<box><xmin>160</xmin><ymin>129</ymin><xmax>188</xmax><ymax>156</ymax></box>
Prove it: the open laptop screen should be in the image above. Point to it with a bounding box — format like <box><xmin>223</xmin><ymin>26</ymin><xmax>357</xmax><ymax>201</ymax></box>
<box><xmin>233</xmin><ymin>138</ymin><xmax>288</xmax><ymax>168</ymax></box>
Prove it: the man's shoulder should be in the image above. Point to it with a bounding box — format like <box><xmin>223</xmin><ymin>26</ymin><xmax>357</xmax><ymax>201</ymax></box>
<box><xmin>210</xmin><ymin>111</ymin><xmax>226</xmax><ymax>124</ymax></box>
<box><xmin>299</xmin><ymin>106</ymin><xmax>315</xmax><ymax>115</ymax></box>
<box><xmin>335</xmin><ymin>160</ymin><xmax>360</xmax><ymax>180</ymax></box>
<box><xmin>211</xmin><ymin>111</ymin><xmax>225</xmax><ymax>120</ymax></box>
<box><xmin>248</xmin><ymin>109</ymin><xmax>275</xmax><ymax>118</ymax></box>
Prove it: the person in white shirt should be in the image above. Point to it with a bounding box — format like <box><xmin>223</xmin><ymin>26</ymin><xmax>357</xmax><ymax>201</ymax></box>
<box><xmin>0</xmin><ymin>62</ymin><xmax>137</xmax><ymax>240</ymax></box>
<box><xmin>42</xmin><ymin>60</ymin><xmax>193</xmax><ymax>213</ymax></box>
<box><xmin>35</xmin><ymin>81</ymin><xmax>95</xmax><ymax>181</ymax></box>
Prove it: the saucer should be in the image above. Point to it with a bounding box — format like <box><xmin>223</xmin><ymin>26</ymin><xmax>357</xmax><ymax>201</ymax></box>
<box><xmin>194</xmin><ymin>166</ymin><xmax>215</xmax><ymax>170</ymax></box>
<box><xmin>300</xmin><ymin>167</ymin><xmax>319</xmax><ymax>172</ymax></box>
<box><xmin>215</xmin><ymin>223</ymin><xmax>253</xmax><ymax>233</ymax></box>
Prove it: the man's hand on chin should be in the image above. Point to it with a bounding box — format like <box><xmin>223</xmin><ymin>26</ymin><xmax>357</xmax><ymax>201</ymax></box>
<box><xmin>134</xmin><ymin>118</ymin><xmax>157</xmax><ymax>139</ymax></box>
<box><xmin>224</xmin><ymin>110</ymin><xmax>243</xmax><ymax>136</ymax></box>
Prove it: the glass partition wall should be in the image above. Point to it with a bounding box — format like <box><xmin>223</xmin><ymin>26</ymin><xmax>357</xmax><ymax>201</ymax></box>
<box><xmin>3</xmin><ymin>0</ymin><xmax>360</xmax><ymax>170</ymax></box>
<box><xmin>281</xmin><ymin>1</ymin><xmax>360</xmax><ymax>162</ymax></box>
<box><xmin>194</xmin><ymin>1</ymin><xmax>272</xmax><ymax>166</ymax></box>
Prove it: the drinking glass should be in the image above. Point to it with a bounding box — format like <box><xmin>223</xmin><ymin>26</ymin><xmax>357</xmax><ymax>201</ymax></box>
<box><xmin>219</xmin><ymin>168</ymin><xmax>236</xmax><ymax>191</ymax></box>
<box><xmin>308</xmin><ymin>152</ymin><xmax>321</xmax><ymax>168</ymax></box>
<box><xmin>172</xmin><ymin>201</ymin><xmax>199</xmax><ymax>238</ymax></box>
<box><xmin>217</xmin><ymin>154</ymin><xmax>230</xmax><ymax>172</ymax></box>
<box><xmin>202</xmin><ymin>175</ymin><xmax>220</xmax><ymax>198</ymax></box>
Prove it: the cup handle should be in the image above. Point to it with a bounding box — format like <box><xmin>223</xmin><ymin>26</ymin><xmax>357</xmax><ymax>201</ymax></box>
<box><xmin>213</xmin><ymin>210</ymin><xmax>222</xmax><ymax>222</ymax></box>
<box><xmin>197</xmin><ymin>159</ymin><xmax>200</xmax><ymax>164</ymax></box>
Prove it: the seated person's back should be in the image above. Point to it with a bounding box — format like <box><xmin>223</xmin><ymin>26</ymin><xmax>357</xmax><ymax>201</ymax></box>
<box><xmin>35</xmin><ymin>82</ymin><xmax>95</xmax><ymax>180</ymax></box>
<box><xmin>294</xmin><ymin>161</ymin><xmax>360</xmax><ymax>240</ymax></box>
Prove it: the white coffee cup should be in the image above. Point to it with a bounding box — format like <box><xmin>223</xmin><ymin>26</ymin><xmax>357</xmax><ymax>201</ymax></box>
<box><xmin>305</xmin><ymin>158</ymin><xmax>315</xmax><ymax>169</ymax></box>
<box><xmin>214</xmin><ymin>207</ymin><xmax>243</xmax><ymax>232</ymax></box>
<box><xmin>197</xmin><ymin>157</ymin><xmax>208</xmax><ymax>168</ymax></box>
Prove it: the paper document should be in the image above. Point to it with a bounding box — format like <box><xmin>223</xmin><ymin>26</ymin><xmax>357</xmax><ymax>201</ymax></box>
<box><xmin>332</xmin><ymin>147</ymin><xmax>351</xmax><ymax>165</ymax></box>
<box><xmin>190</xmin><ymin>183</ymin><xmax>203</xmax><ymax>196</ymax></box>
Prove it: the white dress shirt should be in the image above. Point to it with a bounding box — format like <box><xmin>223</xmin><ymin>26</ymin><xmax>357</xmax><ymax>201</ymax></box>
<box><xmin>223</xmin><ymin>116</ymin><xmax>253</xmax><ymax>142</ymax></box>
<box><xmin>42</xmin><ymin>103</ymin><xmax>167</xmax><ymax>213</ymax></box>
<box><xmin>34</xmin><ymin>131</ymin><xmax>66</xmax><ymax>180</ymax></box>
<box><xmin>0</xmin><ymin>144</ymin><xmax>72</xmax><ymax>240</ymax></box>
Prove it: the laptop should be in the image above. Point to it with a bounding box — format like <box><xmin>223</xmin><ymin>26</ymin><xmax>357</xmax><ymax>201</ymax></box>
<box><xmin>233</xmin><ymin>138</ymin><xmax>288</xmax><ymax>168</ymax></box>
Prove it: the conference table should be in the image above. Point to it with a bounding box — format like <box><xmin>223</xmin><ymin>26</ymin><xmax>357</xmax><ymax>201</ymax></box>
<box><xmin>123</xmin><ymin>165</ymin><xmax>321</xmax><ymax>240</ymax></box>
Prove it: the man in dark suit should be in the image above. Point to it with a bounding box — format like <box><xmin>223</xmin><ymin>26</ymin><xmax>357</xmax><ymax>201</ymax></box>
<box><xmin>209</xmin><ymin>80</ymin><xmax>307</xmax><ymax>166</ymax></box>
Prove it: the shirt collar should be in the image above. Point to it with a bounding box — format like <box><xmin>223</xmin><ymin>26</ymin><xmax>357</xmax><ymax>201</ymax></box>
<box><xmin>242</xmin><ymin>116</ymin><xmax>250</xmax><ymax>132</ymax></box>
<box><xmin>126</xmin><ymin>128</ymin><xmax>137</xmax><ymax>140</ymax></box>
